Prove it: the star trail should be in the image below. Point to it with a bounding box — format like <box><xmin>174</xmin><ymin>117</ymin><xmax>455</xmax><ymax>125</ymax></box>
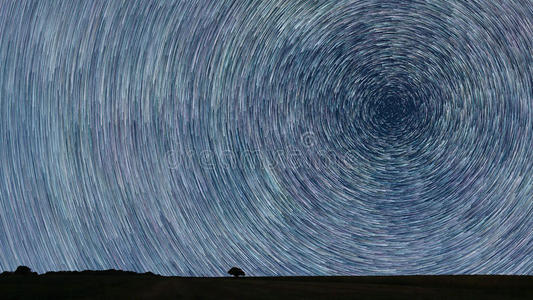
<box><xmin>1</xmin><ymin>0</ymin><xmax>533</xmax><ymax>276</ymax></box>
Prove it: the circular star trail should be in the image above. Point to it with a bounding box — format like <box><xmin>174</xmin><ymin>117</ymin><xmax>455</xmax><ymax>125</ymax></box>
<box><xmin>1</xmin><ymin>0</ymin><xmax>533</xmax><ymax>276</ymax></box>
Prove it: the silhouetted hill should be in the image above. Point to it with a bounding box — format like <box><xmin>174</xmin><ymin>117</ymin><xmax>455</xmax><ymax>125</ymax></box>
<box><xmin>43</xmin><ymin>269</ymin><xmax>158</xmax><ymax>276</ymax></box>
<box><xmin>0</xmin><ymin>266</ymin><xmax>159</xmax><ymax>277</ymax></box>
<box><xmin>1</xmin><ymin>268</ymin><xmax>533</xmax><ymax>299</ymax></box>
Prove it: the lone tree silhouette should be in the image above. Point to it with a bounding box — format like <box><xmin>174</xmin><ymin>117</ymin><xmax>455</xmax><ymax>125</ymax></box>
<box><xmin>14</xmin><ymin>266</ymin><xmax>36</xmax><ymax>275</ymax></box>
<box><xmin>228</xmin><ymin>267</ymin><xmax>245</xmax><ymax>277</ymax></box>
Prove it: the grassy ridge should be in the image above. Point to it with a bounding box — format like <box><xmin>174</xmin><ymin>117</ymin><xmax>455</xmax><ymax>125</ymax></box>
<box><xmin>1</xmin><ymin>273</ymin><xmax>533</xmax><ymax>299</ymax></box>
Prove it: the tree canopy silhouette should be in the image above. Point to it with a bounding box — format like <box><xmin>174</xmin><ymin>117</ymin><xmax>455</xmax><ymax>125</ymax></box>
<box><xmin>14</xmin><ymin>266</ymin><xmax>37</xmax><ymax>275</ymax></box>
<box><xmin>227</xmin><ymin>267</ymin><xmax>245</xmax><ymax>277</ymax></box>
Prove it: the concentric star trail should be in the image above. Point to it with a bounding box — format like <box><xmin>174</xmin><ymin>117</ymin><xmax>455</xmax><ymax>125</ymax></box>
<box><xmin>1</xmin><ymin>0</ymin><xmax>533</xmax><ymax>276</ymax></box>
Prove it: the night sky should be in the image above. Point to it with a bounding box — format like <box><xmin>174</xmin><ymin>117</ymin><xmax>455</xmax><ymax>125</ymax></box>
<box><xmin>1</xmin><ymin>0</ymin><xmax>533</xmax><ymax>276</ymax></box>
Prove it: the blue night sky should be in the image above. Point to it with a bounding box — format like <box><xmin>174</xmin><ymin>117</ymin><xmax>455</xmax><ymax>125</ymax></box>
<box><xmin>1</xmin><ymin>0</ymin><xmax>533</xmax><ymax>276</ymax></box>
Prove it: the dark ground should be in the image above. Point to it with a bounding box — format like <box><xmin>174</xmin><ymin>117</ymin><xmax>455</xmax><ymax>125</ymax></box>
<box><xmin>1</xmin><ymin>272</ymin><xmax>533</xmax><ymax>299</ymax></box>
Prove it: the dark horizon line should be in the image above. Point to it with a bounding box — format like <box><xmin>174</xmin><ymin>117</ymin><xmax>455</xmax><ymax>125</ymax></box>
<box><xmin>2</xmin><ymin>266</ymin><xmax>532</xmax><ymax>278</ymax></box>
